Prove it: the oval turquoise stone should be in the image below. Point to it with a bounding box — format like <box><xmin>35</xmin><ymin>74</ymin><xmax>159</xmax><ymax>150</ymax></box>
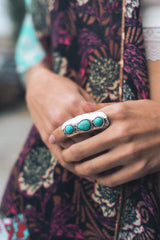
<box><xmin>77</xmin><ymin>119</ymin><xmax>91</xmax><ymax>131</ymax></box>
<box><xmin>94</xmin><ymin>117</ymin><xmax>103</xmax><ymax>127</ymax></box>
<box><xmin>65</xmin><ymin>125</ymin><xmax>74</xmax><ymax>135</ymax></box>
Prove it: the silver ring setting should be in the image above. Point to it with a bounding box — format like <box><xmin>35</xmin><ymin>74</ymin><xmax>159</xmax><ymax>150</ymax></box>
<box><xmin>62</xmin><ymin>112</ymin><xmax>109</xmax><ymax>136</ymax></box>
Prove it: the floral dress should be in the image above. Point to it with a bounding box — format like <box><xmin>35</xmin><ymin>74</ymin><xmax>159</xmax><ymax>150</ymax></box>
<box><xmin>1</xmin><ymin>0</ymin><xmax>160</xmax><ymax>239</ymax></box>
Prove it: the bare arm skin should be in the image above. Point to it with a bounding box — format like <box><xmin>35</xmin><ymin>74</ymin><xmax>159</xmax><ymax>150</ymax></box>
<box><xmin>148</xmin><ymin>60</ymin><xmax>160</xmax><ymax>102</ymax></box>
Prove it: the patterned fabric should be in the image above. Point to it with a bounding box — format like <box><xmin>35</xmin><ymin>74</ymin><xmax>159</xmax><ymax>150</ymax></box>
<box><xmin>1</xmin><ymin>0</ymin><xmax>160</xmax><ymax>239</ymax></box>
<box><xmin>0</xmin><ymin>214</ymin><xmax>30</xmax><ymax>240</ymax></box>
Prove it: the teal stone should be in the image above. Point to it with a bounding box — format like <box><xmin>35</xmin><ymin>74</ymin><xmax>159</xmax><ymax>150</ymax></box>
<box><xmin>65</xmin><ymin>125</ymin><xmax>74</xmax><ymax>135</ymax></box>
<box><xmin>77</xmin><ymin>119</ymin><xmax>91</xmax><ymax>131</ymax></box>
<box><xmin>94</xmin><ymin>117</ymin><xmax>103</xmax><ymax>127</ymax></box>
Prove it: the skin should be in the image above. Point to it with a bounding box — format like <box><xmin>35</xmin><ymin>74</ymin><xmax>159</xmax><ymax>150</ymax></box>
<box><xmin>49</xmin><ymin>60</ymin><xmax>160</xmax><ymax>187</ymax></box>
<box><xmin>26</xmin><ymin>63</ymin><xmax>95</xmax><ymax>158</ymax></box>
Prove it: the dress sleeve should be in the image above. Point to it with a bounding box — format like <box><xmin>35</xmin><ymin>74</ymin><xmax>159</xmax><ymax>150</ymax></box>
<box><xmin>15</xmin><ymin>0</ymin><xmax>51</xmax><ymax>87</ymax></box>
<box><xmin>15</xmin><ymin>0</ymin><xmax>46</xmax><ymax>87</ymax></box>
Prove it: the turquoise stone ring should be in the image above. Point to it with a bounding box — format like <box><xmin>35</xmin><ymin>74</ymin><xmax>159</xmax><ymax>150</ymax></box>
<box><xmin>65</xmin><ymin>125</ymin><xmax>74</xmax><ymax>135</ymax></box>
<box><xmin>94</xmin><ymin>117</ymin><xmax>103</xmax><ymax>127</ymax></box>
<box><xmin>77</xmin><ymin>119</ymin><xmax>91</xmax><ymax>131</ymax></box>
<box><xmin>62</xmin><ymin>112</ymin><xmax>109</xmax><ymax>136</ymax></box>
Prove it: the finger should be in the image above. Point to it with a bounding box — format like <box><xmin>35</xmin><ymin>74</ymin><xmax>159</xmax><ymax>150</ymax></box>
<box><xmin>51</xmin><ymin>110</ymin><xmax>110</xmax><ymax>145</ymax></box>
<box><xmin>72</xmin><ymin>143</ymin><xmax>135</xmax><ymax>176</ymax></box>
<box><xmin>47</xmin><ymin>139</ymin><xmax>78</xmax><ymax>176</ymax></box>
<box><xmin>95</xmin><ymin>160</ymin><xmax>146</xmax><ymax>187</ymax></box>
<box><xmin>61</xmin><ymin>124</ymin><xmax>120</xmax><ymax>163</ymax></box>
<box><xmin>49</xmin><ymin>124</ymin><xmax>95</xmax><ymax>145</ymax></box>
<box><xmin>49</xmin><ymin>125</ymin><xmax>68</xmax><ymax>144</ymax></box>
<box><xmin>81</xmin><ymin>102</ymin><xmax>115</xmax><ymax>113</ymax></box>
<box><xmin>48</xmin><ymin>143</ymin><xmax>63</xmax><ymax>162</ymax></box>
<box><xmin>51</xmin><ymin>147</ymin><xmax>77</xmax><ymax>175</ymax></box>
<box><xmin>78</xmin><ymin>87</ymin><xmax>95</xmax><ymax>103</ymax></box>
<box><xmin>59</xmin><ymin>138</ymin><xmax>75</xmax><ymax>149</ymax></box>
<box><xmin>71</xmin><ymin>132</ymin><xmax>94</xmax><ymax>142</ymax></box>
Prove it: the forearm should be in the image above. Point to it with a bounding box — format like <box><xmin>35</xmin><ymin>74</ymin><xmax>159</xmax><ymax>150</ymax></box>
<box><xmin>148</xmin><ymin>60</ymin><xmax>160</xmax><ymax>102</ymax></box>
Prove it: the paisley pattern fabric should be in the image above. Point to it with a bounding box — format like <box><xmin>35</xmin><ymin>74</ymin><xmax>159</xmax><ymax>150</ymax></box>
<box><xmin>1</xmin><ymin>0</ymin><xmax>160</xmax><ymax>239</ymax></box>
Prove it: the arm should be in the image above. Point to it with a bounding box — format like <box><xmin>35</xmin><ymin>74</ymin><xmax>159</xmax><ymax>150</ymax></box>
<box><xmin>148</xmin><ymin>60</ymin><xmax>160</xmax><ymax>102</ymax></box>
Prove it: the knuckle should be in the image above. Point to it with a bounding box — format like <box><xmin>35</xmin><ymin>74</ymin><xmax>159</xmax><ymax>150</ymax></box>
<box><xmin>137</xmin><ymin>159</ymin><xmax>148</xmax><ymax>173</ymax></box>
<box><xmin>126</xmin><ymin>142</ymin><xmax>137</xmax><ymax>156</ymax></box>
<box><xmin>115</xmin><ymin>123</ymin><xmax>130</xmax><ymax>140</ymax></box>
<box><xmin>83</xmin><ymin>163</ymin><xmax>94</xmax><ymax>176</ymax></box>
<box><xmin>67</xmin><ymin>95</ymin><xmax>78</xmax><ymax>106</ymax></box>
<box><xmin>69</xmin><ymin>145</ymin><xmax>79</xmax><ymax>160</ymax></box>
<box><xmin>75</xmin><ymin>163</ymin><xmax>93</xmax><ymax>176</ymax></box>
<box><xmin>112</xmin><ymin>103</ymin><xmax>127</xmax><ymax>120</ymax></box>
<box><xmin>49</xmin><ymin>110</ymin><xmax>64</xmax><ymax>127</ymax></box>
<box><xmin>61</xmin><ymin>151</ymin><xmax>69</xmax><ymax>162</ymax></box>
<box><xmin>62</xmin><ymin>145</ymin><xmax>79</xmax><ymax>163</ymax></box>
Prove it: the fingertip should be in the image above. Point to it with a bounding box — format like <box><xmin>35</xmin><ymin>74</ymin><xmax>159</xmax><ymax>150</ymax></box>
<box><xmin>49</xmin><ymin>134</ymin><xmax>56</xmax><ymax>144</ymax></box>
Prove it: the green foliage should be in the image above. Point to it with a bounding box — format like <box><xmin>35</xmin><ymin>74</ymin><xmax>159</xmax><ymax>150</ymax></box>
<box><xmin>7</xmin><ymin>0</ymin><xmax>25</xmax><ymax>41</ymax></box>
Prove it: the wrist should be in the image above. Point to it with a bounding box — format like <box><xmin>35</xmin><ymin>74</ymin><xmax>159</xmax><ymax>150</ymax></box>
<box><xmin>26</xmin><ymin>63</ymin><xmax>47</xmax><ymax>87</ymax></box>
<box><xmin>25</xmin><ymin>63</ymin><xmax>59</xmax><ymax>91</ymax></box>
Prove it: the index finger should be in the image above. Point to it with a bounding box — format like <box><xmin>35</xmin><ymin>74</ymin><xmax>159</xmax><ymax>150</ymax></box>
<box><xmin>49</xmin><ymin>111</ymin><xmax>109</xmax><ymax>144</ymax></box>
<box><xmin>49</xmin><ymin>125</ymin><xmax>68</xmax><ymax>144</ymax></box>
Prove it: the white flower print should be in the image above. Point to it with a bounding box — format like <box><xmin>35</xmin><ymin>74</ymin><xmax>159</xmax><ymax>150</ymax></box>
<box><xmin>118</xmin><ymin>199</ymin><xmax>144</xmax><ymax>240</ymax></box>
<box><xmin>0</xmin><ymin>218</ymin><xmax>10</xmax><ymax>240</ymax></box>
<box><xmin>92</xmin><ymin>183</ymin><xmax>120</xmax><ymax>218</ymax></box>
<box><xmin>19</xmin><ymin>147</ymin><xmax>57</xmax><ymax>196</ymax></box>
<box><xmin>132</xmin><ymin>0</ymin><xmax>139</xmax><ymax>8</ymax></box>
<box><xmin>77</xmin><ymin>0</ymin><xmax>89</xmax><ymax>6</ymax></box>
<box><xmin>125</xmin><ymin>0</ymin><xmax>140</xmax><ymax>18</ymax></box>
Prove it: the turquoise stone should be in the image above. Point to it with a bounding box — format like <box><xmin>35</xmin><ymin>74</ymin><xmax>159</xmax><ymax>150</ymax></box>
<box><xmin>65</xmin><ymin>125</ymin><xmax>74</xmax><ymax>135</ymax></box>
<box><xmin>94</xmin><ymin>117</ymin><xmax>103</xmax><ymax>127</ymax></box>
<box><xmin>77</xmin><ymin>119</ymin><xmax>91</xmax><ymax>131</ymax></box>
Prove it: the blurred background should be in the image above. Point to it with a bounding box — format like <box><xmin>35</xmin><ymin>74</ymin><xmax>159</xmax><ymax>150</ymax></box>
<box><xmin>0</xmin><ymin>0</ymin><xmax>32</xmax><ymax>201</ymax></box>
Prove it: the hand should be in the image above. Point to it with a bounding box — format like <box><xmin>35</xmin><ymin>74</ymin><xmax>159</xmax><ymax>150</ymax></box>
<box><xmin>25</xmin><ymin>63</ymin><xmax>95</xmax><ymax>152</ymax></box>
<box><xmin>51</xmin><ymin>100</ymin><xmax>160</xmax><ymax>186</ymax></box>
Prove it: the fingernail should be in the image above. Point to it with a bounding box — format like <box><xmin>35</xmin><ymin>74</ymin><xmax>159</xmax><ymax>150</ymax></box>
<box><xmin>49</xmin><ymin>134</ymin><xmax>55</xmax><ymax>144</ymax></box>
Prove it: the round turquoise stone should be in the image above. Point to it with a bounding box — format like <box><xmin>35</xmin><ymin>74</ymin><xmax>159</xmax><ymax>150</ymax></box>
<box><xmin>94</xmin><ymin>117</ymin><xmax>103</xmax><ymax>127</ymax></box>
<box><xmin>65</xmin><ymin>125</ymin><xmax>74</xmax><ymax>135</ymax></box>
<box><xmin>77</xmin><ymin>119</ymin><xmax>91</xmax><ymax>131</ymax></box>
